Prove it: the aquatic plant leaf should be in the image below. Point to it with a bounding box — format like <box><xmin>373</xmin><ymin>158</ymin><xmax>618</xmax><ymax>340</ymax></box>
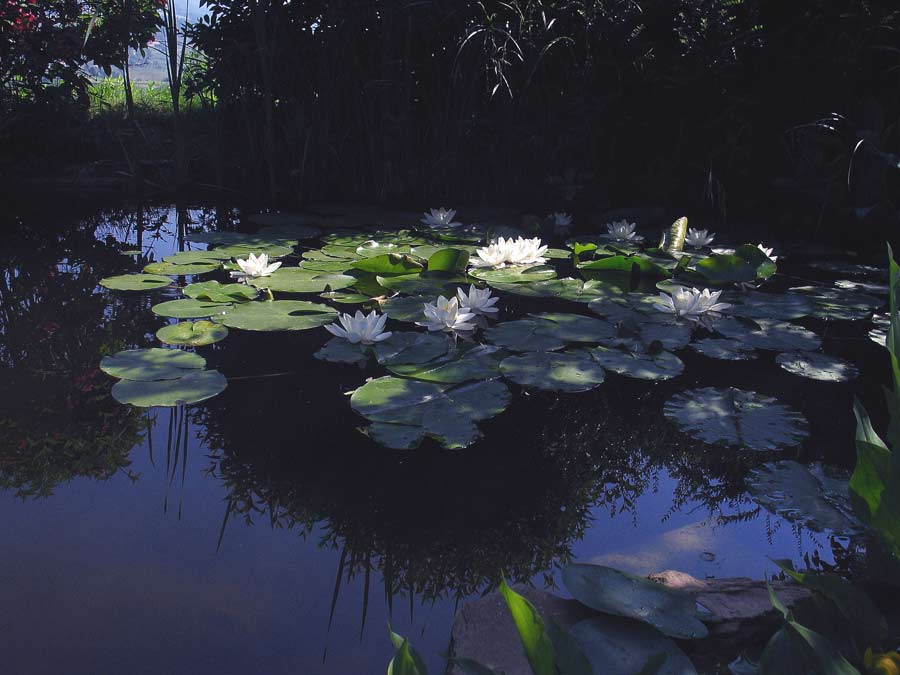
<box><xmin>544</xmin><ymin>248</ymin><xmax>572</xmax><ymax>259</ymax></box>
<box><xmin>775</xmin><ymin>352</ymin><xmax>859</xmax><ymax>382</ymax></box>
<box><xmin>143</xmin><ymin>261</ymin><xmax>221</xmax><ymax>276</ymax></box>
<box><xmin>350</xmin><ymin>253</ymin><xmax>424</xmax><ymax>276</ymax></box>
<box><xmin>213</xmin><ymin>243</ymin><xmax>294</xmax><ymax>258</ymax></box>
<box><xmin>100</xmin><ymin>348</ymin><xmax>206</xmax><ymax>381</ymax></box>
<box><xmin>374</xmin><ymin>332</ymin><xmax>451</xmax><ymax>366</ymax></box>
<box><xmin>377</xmin><ymin>274</ymin><xmax>465</xmax><ymax>296</ymax></box>
<box><xmin>790</xmin><ymin>286</ymin><xmax>882</xmax><ymax>321</ymax></box>
<box><xmin>314</xmin><ymin>338</ymin><xmax>370</xmax><ymax>366</ymax></box>
<box><xmin>492</xmin><ymin>278</ymin><xmax>625</xmax><ymax>303</ymax></box>
<box><xmin>249</xmin><ymin>268</ymin><xmax>357</xmax><ymax>293</ymax></box>
<box><xmin>389</xmin><ymin>629</ymin><xmax>429</xmax><ymax>674</ymax></box>
<box><xmin>570</xmin><ymin>616</ymin><xmax>697</xmax><ymax>675</ymax></box>
<box><xmin>484</xmin><ymin>320</ymin><xmax>567</xmax><ymax>352</ymax></box>
<box><xmin>156</xmin><ymin>321</ymin><xmax>229</xmax><ymax>347</ymax></box>
<box><xmin>529</xmin><ymin>312</ymin><xmax>617</xmax><ymax>343</ymax></box>
<box><xmin>112</xmin><ymin>370</ymin><xmax>227</xmax><ymax>407</ymax></box>
<box><xmin>469</xmin><ymin>264</ymin><xmax>558</xmax><ymax>285</ymax></box>
<box><xmin>694</xmin><ymin>254</ymin><xmax>759</xmax><ymax>283</ymax></box>
<box><xmin>380</xmin><ymin>295</ymin><xmax>435</xmax><ymax>322</ymax></box>
<box><xmin>689</xmin><ymin>338</ymin><xmax>757</xmax><ymax>361</ymax></box>
<box><xmin>367</xmin><ymin>423</ymin><xmax>426</xmax><ymax>450</ymax></box>
<box><xmin>589</xmin><ymin>347</ymin><xmax>684</xmax><ymax>381</ymax></box>
<box><xmin>152</xmin><ymin>299</ymin><xmax>232</xmax><ymax>319</ymax></box>
<box><xmin>746</xmin><ymin>461</ymin><xmax>860</xmax><ymax>534</ymax></box>
<box><xmin>298</xmin><ymin>259</ymin><xmax>356</xmax><ymax>273</ymax></box>
<box><xmin>577</xmin><ymin>255</ymin><xmax>668</xmax><ymax>278</ymax></box>
<box><xmin>664</xmin><ymin>387</ymin><xmax>808</xmax><ymax>450</ymax></box>
<box><xmin>183</xmin><ymin>280</ymin><xmax>258</xmax><ymax>303</ymax></box>
<box><xmin>728</xmin><ymin>292</ymin><xmax>814</xmax><ymax>321</ymax></box>
<box><xmin>388</xmin><ymin>344</ymin><xmax>502</xmax><ymax>384</ymax></box>
<box><xmin>350</xmin><ymin>377</ymin><xmax>510</xmax><ymax>449</ymax></box>
<box><xmin>498</xmin><ymin>580</ymin><xmax>557</xmax><ymax>675</ymax></box>
<box><xmin>320</xmin><ymin>291</ymin><xmax>371</xmax><ymax>304</ymax></box>
<box><xmin>162</xmin><ymin>250</ymin><xmax>230</xmax><ymax>264</ymax></box>
<box><xmin>713</xmin><ymin>317</ymin><xmax>821</xmax><ymax>352</ymax></box>
<box><xmin>562</xmin><ymin>564</ymin><xmax>708</xmax><ymax>639</ymax></box>
<box><xmin>426</xmin><ymin>248</ymin><xmax>471</xmax><ymax>274</ymax></box>
<box><xmin>186</xmin><ymin>231</ymin><xmax>296</xmax><ymax>247</ymax></box>
<box><xmin>216</xmin><ymin>300</ymin><xmax>337</xmax><ymax>331</ymax></box>
<box><xmin>500</xmin><ymin>351</ymin><xmax>606</xmax><ymax>392</ymax></box>
<box><xmin>99</xmin><ymin>273</ymin><xmax>173</xmax><ymax>291</ymax></box>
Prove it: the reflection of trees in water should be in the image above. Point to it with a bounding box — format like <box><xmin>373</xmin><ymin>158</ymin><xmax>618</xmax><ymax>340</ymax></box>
<box><xmin>192</xmin><ymin>351</ymin><xmax>759</xmax><ymax>610</ymax></box>
<box><xmin>0</xmin><ymin>207</ymin><xmax>160</xmax><ymax>497</ymax></box>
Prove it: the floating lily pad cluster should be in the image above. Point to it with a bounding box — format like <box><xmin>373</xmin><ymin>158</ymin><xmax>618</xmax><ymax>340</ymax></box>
<box><xmin>96</xmin><ymin>212</ymin><xmax>884</xmax><ymax>453</ymax></box>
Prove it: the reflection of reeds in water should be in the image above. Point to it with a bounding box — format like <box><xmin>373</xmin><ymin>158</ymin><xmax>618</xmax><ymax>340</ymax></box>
<box><xmin>158</xmin><ymin>405</ymin><xmax>191</xmax><ymax>519</ymax></box>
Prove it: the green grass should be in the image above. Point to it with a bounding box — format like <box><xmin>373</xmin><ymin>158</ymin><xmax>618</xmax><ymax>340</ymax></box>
<box><xmin>88</xmin><ymin>77</ymin><xmax>204</xmax><ymax>116</ymax></box>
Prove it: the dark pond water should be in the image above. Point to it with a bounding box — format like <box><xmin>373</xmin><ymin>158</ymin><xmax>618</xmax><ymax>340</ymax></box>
<box><xmin>1</xmin><ymin>203</ymin><xmax>888</xmax><ymax>674</ymax></box>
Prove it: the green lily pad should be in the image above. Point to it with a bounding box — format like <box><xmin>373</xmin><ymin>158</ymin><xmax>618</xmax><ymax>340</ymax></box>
<box><xmin>664</xmin><ymin>387</ymin><xmax>809</xmax><ymax>450</ymax></box>
<box><xmin>426</xmin><ymin>248</ymin><xmax>471</xmax><ymax>274</ymax></box>
<box><xmin>577</xmin><ymin>255</ymin><xmax>669</xmax><ymax>278</ymax></box>
<box><xmin>694</xmin><ymin>253</ymin><xmax>766</xmax><ymax>283</ymax></box>
<box><xmin>484</xmin><ymin>320</ymin><xmax>567</xmax><ymax>352</ymax></box>
<box><xmin>500</xmin><ymin>350</ymin><xmax>606</xmax><ymax>392</ymax></box>
<box><xmin>469</xmin><ymin>264</ymin><xmax>557</xmax><ymax>285</ymax></box>
<box><xmin>99</xmin><ymin>274</ymin><xmax>173</xmax><ymax>291</ymax></box>
<box><xmin>350</xmin><ymin>376</ymin><xmax>511</xmax><ymax>449</ymax></box>
<box><xmin>162</xmin><ymin>250</ymin><xmax>230</xmax><ymax>264</ymax></box>
<box><xmin>183</xmin><ymin>280</ymin><xmax>258</xmax><ymax>303</ymax></box>
<box><xmin>350</xmin><ymin>253</ymin><xmax>424</xmax><ymax>276</ymax></box>
<box><xmin>152</xmin><ymin>299</ymin><xmax>232</xmax><ymax>319</ymax></box>
<box><xmin>314</xmin><ymin>338</ymin><xmax>370</xmax><ymax>366</ymax></box>
<box><xmin>248</xmin><ymin>268</ymin><xmax>357</xmax><ymax>293</ymax></box>
<box><xmin>143</xmin><ymin>261</ymin><xmax>221</xmax><ymax>276</ymax></box>
<box><xmin>570</xmin><ymin>616</ymin><xmax>698</xmax><ymax>675</ymax></box>
<box><xmin>186</xmin><ymin>231</ymin><xmax>296</xmax><ymax>247</ymax></box>
<box><xmin>747</xmin><ymin>460</ymin><xmax>860</xmax><ymax>534</ymax></box>
<box><xmin>380</xmin><ymin>295</ymin><xmax>434</xmax><ymax>322</ymax></box>
<box><xmin>491</xmin><ymin>278</ymin><xmax>625</xmax><ymax>303</ymax></box>
<box><xmin>387</xmin><ymin>344</ymin><xmax>502</xmax><ymax>384</ymax></box>
<box><xmin>562</xmin><ymin>564</ymin><xmax>709</xmax><ymax>640</ymax></box>
<box><xmin>100</xmin><ymin>348</ymin><xmax>206</xmax><ymax>381</ymax></box>
<box><xmin>775</xmin><ymin>352</ymin><xmax>859</xmax><ymax>382</ymax></box>
<box><xmin>320</xmin><ymin>291</ymin><xmax>371</xmax><ymax>304</ymax></box>
<box><xmin>689</xmin><ymin>338</ymin><xmax>757</xmax><ymax>361</ymax></box>
<box><xmin>298</xmin><ymin>259</ymin><xmax>356</xmax><ymax>274</ymax></box>
<box><xmin>214</xmin><ymin>243</ymin><xmax>295</xmax><ymax>259</ymax></box>
<box><xmin>366</xmin><ymin>423</ymin><xmax>426</xmax><ymax>450</ymax></box>
<box><xmin>112</xmin><ymin>369</ymin><xmax>227</xmax><ymax>407</ymax></box>
<box><xmin>156</xmin><ymin>321</ymin><xmax>229</xmax><ymax>347</ymax></box>
<box><xmin>373</xmin><ymin>332</ymin><xmax>451</xmax><ymax>366</ymax></box>
<box><xmin>215</xmin><ymin>300</ymin><xmax>337</xmax><ymax>331</ymax></box>
<box><xmin>714</xmin><ymin>317</ymin><xmax>822</xmax><ymax>352</ymax></box>
<box><xmin>790</xmin><ymin>286</ymin><xmax>883</xmax><ymax>321</ymax></box>
<box><xmin>729</xmin><ymin>292</ymin><xmax>814</xmax><ymax>321</ymax></box>
<box><xmin>588</xmin><ymin>347</ymin><xmax>684</xmax><ymax>380</ymax></box>
<box><xmin>376</xmin><ymin>274</ymin><xmax>466</xmax><ymax>296</ymax></box>
<box><xmin>528</xmin><ymin>312</ymin><xmax>617</xmax><ymax>343</ymax></box>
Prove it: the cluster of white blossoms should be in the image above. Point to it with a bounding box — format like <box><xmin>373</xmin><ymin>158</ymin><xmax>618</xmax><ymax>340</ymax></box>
<box><xmin>655</xmin><ymin>287</ymin><xmax>732</xmax><ymax>320</ymax></box>
<box><xmin>471</xmin><ymin>236</ymin><xmax>548</xmax><ymax>269</ymax></box>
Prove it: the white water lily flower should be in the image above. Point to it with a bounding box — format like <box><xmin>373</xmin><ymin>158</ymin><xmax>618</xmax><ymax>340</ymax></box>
<box><xmin>457</xmin><ymin>284</ymin><xmax>499</xmax><ymax>315</ymax></box>
<box><xmin>471</xmin><ymin>236</ymin><xmax>548</xmax><ymax>268</ymax></box>
<box><xmin>231</xmin><ymin>252</ymin><xmax>282</xmax><ymax>279</ymax></box>
<box><xmin>757</xmin><ymin>244</ymin><xmax>778</xmax><ymax>261</ymax></box>
<box><xmin>324</xmin><ymin>310</ymin><xmax>392</xmax><ymax>345</ymax></box>
<box><xmin>655</xmin><ymin>287</ymin><xmax>732</xmax><ymax>320</ymax></box>
<box><xmin>685</xmin><ymin>228</ymin><xmax>715</xmax><ymax>248</ymax></box>
<box><xmin>550</xmin><ymin>212</ymin><xmax>573</xmax><ymax>235</ymax></box>
<box><xmin>420</xmin><ymin>207</ymin><xmax>462</xmax><ymax>228</ymax></box>
<box><xmin>604</xmin><ymin>219</ymin><xmax>641</xmax><ymax>242</ymax></box>
<box><xmin>417</xmin><ymin>295</ymin><xmax>476</xmax><ymax>333</ymax></box>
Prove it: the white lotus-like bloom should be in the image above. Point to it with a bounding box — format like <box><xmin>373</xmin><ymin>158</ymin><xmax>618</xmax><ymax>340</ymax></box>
<box><xmin>757</xmin><ymin>244</ymin><xmax>778</xmax><ymax>261</ymax></box>
<box><xmin>457</xmin><ymin>284</ymin><xmax>499</xmax><ymax>315</ymax></box>
<box><xmin>685</xmin><ymin>228</ymin><xmax>715</xmax><ymax>248</ymax></box>
<box><xmin>324</xmin><ymin>310</ymin><xmax>392</xmax><ymax>345</ymax></box>
<box><xmin>655</xmin><ymin>287</ymin><xmax>732</xmax><ymax>320</ymax></box>
<box><xmin>471</xmin><ymin>236</ymin><xmax>548</xmax><ymax>268</ymax></box>
<box><xmin>417</xmin><ymin>296</ymin><xmax>476</xmax><ymax>333</ymax></box>
<box><xmin>420</xmin><ymin>207</ymin><xmax>462</xmax><ymax>228</ymax></box>
<box><xmin>550</xmin><ymin>212</ymin><xmax>573</xmax><ymax>235</ymax></box>
<box><xmin>604</xmin><ymin>219</ymin><xmax>640</xmax><ymax>242</ymax></box>
<box><xmin>231</xmin><ymin>252</ymin><xmax>282</xmax><ymax>279</ymax></box>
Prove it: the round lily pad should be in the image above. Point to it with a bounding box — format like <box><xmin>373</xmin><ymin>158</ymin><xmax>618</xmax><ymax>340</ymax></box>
<box><xmin>99</xmin><ymin>274</ymin><xmax>173</xmax><ymax>291</ymax></box>
<box><xmin>112</xmin><ymin>370</ymin><xmax>227</xmax><ymax>407</ymax></box>
<box><xmin>373</xmin><ymin>332</ymin><xmax>451</xmax><ymax>366</ymax></box>
<box><xmin>387</xmin><ymin>344</ymin><xmax>502</xmax><ymax>384</ymax></box>
<box><xmin>491</xmin><ymin>278</ymin><xmax>624</xmax><ymax>303</ymax></box>
<box><xmin>163</xmin><ymin>250</ymin><xmax>230</xmax><ymax>264</ymax></box>
<box><xmin>183</xmin><ymin>280</ymin><xmax>258</xmax><ymax>303</ymax></box>
<box><xmin>689</xmin><ymin>338</ymin><xmax>757</xmax><ymax>361</ymax></box>
<box><xmin>588</xmin><ymin>347</ymin><xmax>684</xmax><ymax>380</ymax></box>
<box><xmin>215</xmin><ymin>300</ymin><xmax>337</xmax><ymax>331</ymax></box>
<box><xmin>775</xmin><ymin>352</ymin><xmax>859</xmax><ymax>382</ymax></box>
<box><xmin>484</xmin><ymin>320</ymin><xmax>567</xmax><ymax>352</ymax></box>
<box><xmin>143</xmin><ymin>261</ymin><xmax>221</xmax><ymax>276</ymax></box>
<box><xmin>664</xmin><ymin>387</ymin><xmax>809</xmax><ymax>450</ymax></box>
<box><xmin>314</xmin><ymin>338</ymin><xmax>370</xmax><ymax>367</ymax></box>
<box><xmin>156</xmin><ymin>321</ymin><xmax>229</xmax><ymax>347</ymax></box>
<box><xmin>529</xmin><ymin>312</ymin><xmax>617</xmax><ymax>343</ymax></box>
<box><xmin>213</xmin><ymin>244</ymin><xmax>295</xmax><ymax>259</ymax></box>
<box><xmin>500</xmin><ymin>351</ymin><xmax>606</xmax><ymax>392</ymax></box>
<box><xmin>248</xmin><ymin>268</ymin><xmax>357</xmax><ymax>293</ymax></box>
<box><xmin>469</xmin><ymin>264</ymin><xmax>557</xmax><ymax>285</ymax></box>
<box><xmin>152</xmin><ymin>299</ymin><xmax>232</xmax><ymax>319</ymax></box>
<box><xmin>100</xmin><ymin>348</ymin><xmax>206</xmax><ymax>381</ymax></box>
<box><xmin>714</xmin><ymin>317</ymin><xmax>821</xmax><ymax>352</ymax></box>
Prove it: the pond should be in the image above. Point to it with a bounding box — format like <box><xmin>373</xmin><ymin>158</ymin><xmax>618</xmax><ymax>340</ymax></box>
<box><xmin>1</xmin><ymin>202</ymin><xmax>889</xmax><ymax>674</ymax></box>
